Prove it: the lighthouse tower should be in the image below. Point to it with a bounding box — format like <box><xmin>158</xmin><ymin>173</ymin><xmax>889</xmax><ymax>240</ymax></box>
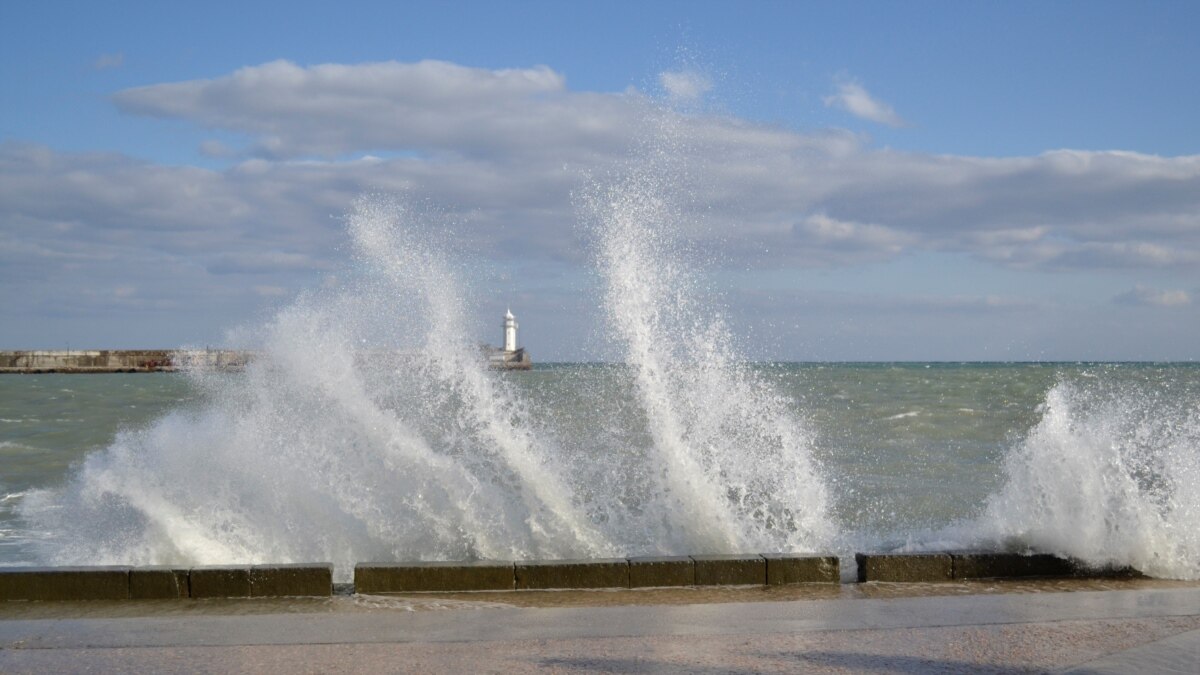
<box><xmin>503</xmin><ymin>309</ymin><xmax>518</xmax><ymax>352</ymax></box>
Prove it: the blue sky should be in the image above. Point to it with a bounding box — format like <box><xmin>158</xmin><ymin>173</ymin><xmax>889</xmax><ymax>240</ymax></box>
<box><xmin>2</xmin><ymin>1</ymin><xmax>1198</xmax><ymax>360</ymax></box>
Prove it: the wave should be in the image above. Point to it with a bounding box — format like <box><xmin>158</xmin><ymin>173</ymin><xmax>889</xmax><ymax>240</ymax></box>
<box><xmin>973</xmin><ymin>377</ymin><xmax>1200</xmax><ymax>578</ymax></box>
<box><xmin>18</xmin><ymin>186</ymin><xmax>834</xmax><ymax>581</ymax></box>
<box><xmin>895</xmin><ymin>374</ymin><xmax>1200</xmax><ymax>579</ymax></box>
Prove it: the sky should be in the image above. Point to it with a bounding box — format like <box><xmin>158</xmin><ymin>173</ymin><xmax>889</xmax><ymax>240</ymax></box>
<box><xmin>2</xmin><ymin>0</ymin><xmax>1198</xmax><ymax>361</ymax></box>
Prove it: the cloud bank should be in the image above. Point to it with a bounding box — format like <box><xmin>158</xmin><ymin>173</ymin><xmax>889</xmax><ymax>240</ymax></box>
<box><xmin>1114</xmin><ymin>285</ymin><xmax>1192</xmax><ymax>307</ymax></box>
<box><xmin>3</xmin><ymin>59</ymin><xmax>1199</xmax><ymax>357</ymax></box>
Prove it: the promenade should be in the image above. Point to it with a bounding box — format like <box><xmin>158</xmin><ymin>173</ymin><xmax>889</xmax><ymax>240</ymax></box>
<box><xmin>3</xmin><ymin>583</ymin><xmax>1199</xmax><ymax>673</ymax></box>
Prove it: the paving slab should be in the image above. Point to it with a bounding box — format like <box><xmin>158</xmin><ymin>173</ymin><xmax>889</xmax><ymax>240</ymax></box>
<box><xmin>1061</xmin><ymin>627</ymin><xmax>1200</xmax><ymax>674</ymax></box>
<box><xmin>2</xmin><ymin>586</ymin><xmax>1200</xmax><ymax>675</ymax></box>
<box><xmin>1</xmin><ymin>619</ymin><xmax>1199</xmax><ymax>675</ymax></box>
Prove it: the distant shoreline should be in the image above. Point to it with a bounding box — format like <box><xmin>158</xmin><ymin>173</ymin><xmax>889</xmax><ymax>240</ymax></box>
<box><xmin>0</xmin><ymin>349</ymin><xmax>248</xmax><ymax>374</ymax></box>
<box><xmin>1</xmin><ymin>350</ymin><xmax>1195</xmax><ymax>374</ymax></box>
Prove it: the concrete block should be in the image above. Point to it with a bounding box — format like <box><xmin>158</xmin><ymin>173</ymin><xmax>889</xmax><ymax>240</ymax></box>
<box><xmin>627</xmin><ymin>556</ymin><xmax>694</xmax><ymax>587</ymax></box>
<box><xmin>515</xmin><ymin>559</ymin><xmax>629</xmax><ymax>590</ymax></box>
<box><xmin>856</xmin><ymin>553</ymin><xmax>953</xmax><ymax>582</ymax></box>
<box><xmin>762</xmin><ymin>554</ymin><xmax>840</xmax><ymax>584</ymax></box>
<box><xmin>691</xmin><ymin>554</ymin><xmax>766</xmax><ymax>586</ymax></box>
<box><xmin>1067</xmin><ymin>560</ymin><xmax>1146</xmax><ymax>579</ymax></box>
<box><xmin>951</xmin><ymin>552</ymin><xmax>1076</xmax><ymax>580</ymax></box>
<box><xmin>355</xmin><ymin>561</ymin><xmax>514</xmax><ymax>593</ymax></box>
<box><xmin>251</xmin><ymin>563</ymin><xmax>333</xmax><ymax>597</ymax></box>
<box><xmin>130</xmin><ymin>566</ymin><xmax>189</xmax><ymax>599</ymax></box>
<box><xmin>0</xmin><ymin>566</ymin><xmax>131</xmax><ymax>601</ymax></box>
<box><xmin>189</xmin><ymin>565</ymin><xmax>251</xmax><ymax>598</ymax></box>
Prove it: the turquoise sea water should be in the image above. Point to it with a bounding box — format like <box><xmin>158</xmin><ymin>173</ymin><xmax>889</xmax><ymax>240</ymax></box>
<box><xmin>2</xmin><ymin>362</ymin><xmax>1196</xmax><ymax>578</ymax></box>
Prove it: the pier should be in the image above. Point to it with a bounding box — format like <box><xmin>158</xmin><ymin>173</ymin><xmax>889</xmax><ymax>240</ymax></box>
<box><xmin>485</xmin><ymin>308</ymin><xmax>533</xmax><ymax>370</ymax></box>
<box><xmin>0</xmin><ymin>349</ymin><xmax>250</xmax><ymax>373</ymax></box>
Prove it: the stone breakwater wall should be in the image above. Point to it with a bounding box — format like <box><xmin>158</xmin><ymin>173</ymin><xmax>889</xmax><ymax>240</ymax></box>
<box><xmin>854</xmin><ymin>552</ymin><xmax>1143</xmax><ymax>582</ymax></box>
<box><xmin>0</xmin><ymin>350</ymin><xmax>251</xmax><ymax>373</ymax></box>
<box><xmin>0</xmin><ymin>552</ymin><xmax>1143</xmax><ymax>601</ymax></box>
<box><xmin>356</xmin><ymin>554</ymin><xmax>839</xmax><ymax>593</ymax></box>
<box><xmin>0</xmin><ymin>564</ymin><xmax>333</xmax><ymax>601</ymax></box>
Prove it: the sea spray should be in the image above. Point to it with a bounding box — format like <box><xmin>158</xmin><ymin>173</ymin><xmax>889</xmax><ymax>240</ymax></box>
<box><xmin>12</xmin><ymin>192</ymin><xmax>1195</xmax><ymax>580</ymax></box>
<box><xmin>345</xmin><ymin>197</ymin><xmax>608</xmax><ymax>558</ymax></box>
<box><xmin>18</xmin><ymin>175</ymin><xmax>836</xmax><ymax>578</ymax></box>
<box><xmin>19</xmin><ymin>198</ymin><xmax>614</xmax><ymax>580</ymax></box>
<box><xmin>970</xmin><ymin>374</ymin><xmax>1200</xmax><ymax>579</ymax></box>
<box><xmin>581</xmin><ymin>137</ymin><xmax>833</xmax><ymax>554</ymax></box>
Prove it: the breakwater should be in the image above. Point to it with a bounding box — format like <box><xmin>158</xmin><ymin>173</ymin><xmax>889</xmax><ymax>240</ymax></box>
<box><xmin>0</xmin><ymin>563</ymin><xmax>332</xmax><ymax>600</ymax></box>
<box><xmin>0</xmin><ymin>552</ymin><xmax>1143</xmax><ymax>601</ymax></box>
<box><xmin>0</xmin><ymin>349</ymin><xmax>528</xmax><ymax>373</ymax></box>
<box><xmin>0</xmin><ymin>350</ymin><xmax>250</xmax><ymax>374</ymax></box>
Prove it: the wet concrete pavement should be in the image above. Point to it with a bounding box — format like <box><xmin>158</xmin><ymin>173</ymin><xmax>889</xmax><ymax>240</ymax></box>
<box><xmin>3</xmin><ymin>585</ymin><xmax>1200</xmax><ymax>672</ymax></box>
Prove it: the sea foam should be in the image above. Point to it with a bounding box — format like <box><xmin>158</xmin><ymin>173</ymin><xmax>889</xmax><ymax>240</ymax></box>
<box><xmin>18</xmin><ymin>189</ymin><xmax>832</xmax><ymax>580</ymax></box>
<box><xmin>971</xmin><ymin>376</ymin><xmax>1200</xmax><ymax>578</ymax></box>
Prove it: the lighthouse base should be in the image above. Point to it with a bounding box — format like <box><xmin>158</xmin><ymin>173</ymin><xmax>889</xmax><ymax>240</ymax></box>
<box><xmin>485</xmin><ymin>347</ymin><xmax>532</xmax><ymax>371</ymax></box>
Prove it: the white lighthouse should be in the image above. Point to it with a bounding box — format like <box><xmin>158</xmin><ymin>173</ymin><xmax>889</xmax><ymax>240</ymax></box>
<box><xmin>487</xmin><ymin>308</ymin><xmax>531</xmax><ymax>370</ymax></box>
<box><xmin>503</xmin><ymin>308</ymin><xmax>518</xmax><ymax>352</ymax></box>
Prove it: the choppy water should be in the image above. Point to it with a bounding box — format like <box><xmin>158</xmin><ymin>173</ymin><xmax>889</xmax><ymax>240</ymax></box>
<box><xmin>2</xmin><ymin>186</ymin><xmax>1198</xmax><ymax>583</ymax></box>
<box><xmin>2</xmin><ymin>362</ymin><xmax>1196</xmax><ymax>581</ymax></box>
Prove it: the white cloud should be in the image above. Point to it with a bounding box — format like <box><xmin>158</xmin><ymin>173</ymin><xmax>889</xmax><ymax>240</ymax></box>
<box><xmin>199</xmin><ymin>140</ymin><xmax>236</xmax><ymax>158</ymax></box>
<box><xmin>10</xmin><ymin>59</ymin><xmax>1200</xmax><ymax>277</ymax></box>
<box><xmin>659</xmin><ymin>70</ymin><xmax>712</xmax><ymax>101</ymax></box>
<box><xmin>787</xmin><ymin>212</ymin><xmax>916</xmax><ymax>263</ymax></box>
<box><xmin>112</xmin><ymin>59</ymin><xmax>613</xmax><ymax>160</ymax></box>
<box><xmin>794</xmin><ymin>213</ymin><xmax>913</xmax><ymax>257</ymax></box>
<box><xmin>5</xmin><ymin>58</ymin><xmax>1200</xmax><ymax>354</ymax></box>
<box><xmin>823</xmin><ymin>79</ymin><xmax>906</xmax><ymax>127</ymax></box>
<box><xmin>94</xmin><ymin>52</ymin><xmax>124</xmax><ymax>71</ymax></box>
<box><xmin>1113</xmin><ymin>285</ymin><xmax>1192</xmax><ymax>307</ymax></box>
<box><xmin>208</xmin><ymin>251</ymin><xmax>330</xmax><ymax>275</ymax></box>
<box><xmin>104</xmin><ymin>60</ymin><xmax>1200</xmax><ymax>274</ymax></box>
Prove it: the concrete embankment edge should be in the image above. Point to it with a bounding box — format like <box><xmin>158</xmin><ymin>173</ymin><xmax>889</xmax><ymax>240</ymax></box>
<box><xmin>1</xmin><ymin>552</ymin><xmax>1144</xmax><ymax>600</ymax></box>
<box><xmin>0</xmin><ymin>564</ymin><xmax>333</xmax><ymax>601</ymax></box>
<box><xmin>854</xmin><ymin>552</ymin><xmax>1144</xmax><ymax>582</ymax></box>
<box><xmin>358</xmin><ymin>554</ymin><xmax>839</xmax><ymax>593</ymax></box>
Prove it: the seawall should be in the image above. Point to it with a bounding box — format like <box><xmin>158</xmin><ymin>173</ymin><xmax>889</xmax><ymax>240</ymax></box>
<box><xmin>0</xmin><ymin>348</ymin><xmax>532</xmax><ymax>373</ymax></box>
<box><xmin>0</xmin><ymin>552</ymin><xmax>1142</xmax><ymax>601</ymax></box>
<box><xmin>0</xmin><ymin>350</ymin><xmax>250</xmax><ymax>373</ymax></box>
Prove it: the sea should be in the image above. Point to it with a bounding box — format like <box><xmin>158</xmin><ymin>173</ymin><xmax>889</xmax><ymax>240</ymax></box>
<box><xmin>2</xmin><ymin>199</ymin><xmax>1198</xmax><ymax>583</ymax></box>
<box><xmin>3</xmin><ymin>360</ymin><xmax>1197</xmax><ymax>583</ymax></box>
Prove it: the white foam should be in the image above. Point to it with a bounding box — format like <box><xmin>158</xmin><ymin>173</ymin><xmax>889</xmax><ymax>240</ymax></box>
<box><xmin>894</xmin><ymin>376</ymin><xmax>1200</xmax><ymax>580</ymax></box>
<box><xmin>18</xmin><ymin>198</ymin><xmax>613</xmax><ymax>581</ymax></box>
<box><xmin>581</xmin><ymin>135</ymin><xmax>831</xmax><ymax>555</ymax></box>
<box><xmin>18</xmin><ymin>181</ymin><xmax>836</xmax><ymax>581</ymax></box>
<box><xmin>970</xmin><ymin>379</ymin><xmax>1200</xmax><ymax>578</ymax></box>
